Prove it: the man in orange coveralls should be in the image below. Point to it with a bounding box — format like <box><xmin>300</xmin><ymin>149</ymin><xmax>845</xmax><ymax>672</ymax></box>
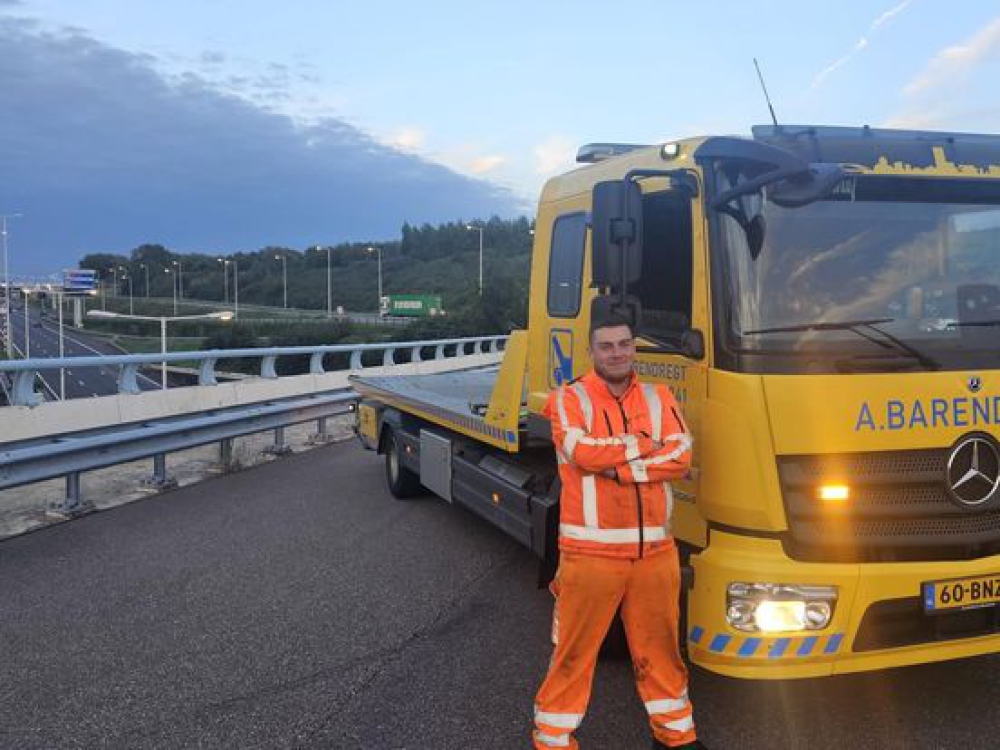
<box><xmin>532</xmin><ymin>313</ymin><xmax>705</xmax><ymax>750</ymax></box>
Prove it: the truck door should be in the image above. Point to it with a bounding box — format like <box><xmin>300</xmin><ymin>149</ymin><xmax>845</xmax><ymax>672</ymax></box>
<box><xmin>631</xmin><ymin>188</ymin><xmax>708</xmax><ymax>546</ymax></box>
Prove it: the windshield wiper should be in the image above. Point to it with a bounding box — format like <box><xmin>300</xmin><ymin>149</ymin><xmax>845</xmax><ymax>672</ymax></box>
<box><xmin>741</xmin><ymin>318</ymin><xmax>941</xmax><ymax>370</ymax></box>
<box><xmin>948</xmin><ymin>319</ymin><xmax>1000</xmax><ymax>328</ymax></box>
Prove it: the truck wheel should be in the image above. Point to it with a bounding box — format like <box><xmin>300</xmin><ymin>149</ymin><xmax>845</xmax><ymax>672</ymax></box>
<box><xmin>384</xmin><ymin>429</ymin><xmax>422</xmax><ymax>499</ymax></box>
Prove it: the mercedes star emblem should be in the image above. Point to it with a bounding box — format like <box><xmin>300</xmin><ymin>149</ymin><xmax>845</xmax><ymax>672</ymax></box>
<box><xmin>968</xmin><ymin>376</ymin><xmax>983</xmax><ymax>393</ymax></box>
<box><xmin>946</xmin><ymin>434</ymin><xmax>1000</xmax><ymax>508</ymax></box>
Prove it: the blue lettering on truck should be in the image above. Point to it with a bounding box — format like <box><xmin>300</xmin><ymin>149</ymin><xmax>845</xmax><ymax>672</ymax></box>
<box><xmin>855</xmin><ymin>395</ymin><xmax>1000</xmax><ymax>431</ymax></box>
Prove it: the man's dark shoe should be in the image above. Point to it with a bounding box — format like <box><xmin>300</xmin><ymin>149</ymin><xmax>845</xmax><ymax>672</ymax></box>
<box><xmin>652</xmin><ymin>740</ymin><xmax>707</xmax><ymax>749</ymax></box>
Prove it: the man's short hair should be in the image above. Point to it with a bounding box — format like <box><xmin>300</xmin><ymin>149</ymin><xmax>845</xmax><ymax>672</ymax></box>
<box><xmin>589</xmin><ymin>312</ymin><xmax>634</xmax><ymax>341</ymax></box>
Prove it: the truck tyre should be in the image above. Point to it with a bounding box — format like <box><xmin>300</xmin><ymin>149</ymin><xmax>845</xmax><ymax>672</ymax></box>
<box><xmin>384</xmin><ymin>429</ymin><xmax>422</xmax><ymax>499</ymax></box>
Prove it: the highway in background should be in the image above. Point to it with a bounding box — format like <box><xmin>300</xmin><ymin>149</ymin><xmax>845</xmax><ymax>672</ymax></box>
<box><xmin>2</xmin><ymin>301</ymin><xmax>161</xmax><ymax>401</ymax></box>
<box><xmin>1</xmin><ymin>441</ymin><xmax>999</xmax><ymax>748</ymax></box>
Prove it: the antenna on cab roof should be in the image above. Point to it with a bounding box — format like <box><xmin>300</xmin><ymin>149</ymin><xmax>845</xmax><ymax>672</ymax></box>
<box><xmin>753</xmin><ymin>58</ymin><xmax>780</xmax><ymax>129</ymax></box>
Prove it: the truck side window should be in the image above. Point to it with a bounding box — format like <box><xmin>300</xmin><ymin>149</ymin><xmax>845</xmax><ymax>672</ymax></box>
<box><xmin>547</xmin><ymin>212</ymin><xmax>587</xmax><ymax>317</ymax></box>
<box><xmin>634</xmin><ymin>191</ymin><xmax>694</xmax><ymax>345</ymax></box>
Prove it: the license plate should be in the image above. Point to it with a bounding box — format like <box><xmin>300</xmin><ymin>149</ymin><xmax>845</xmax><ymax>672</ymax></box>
<box><xmin>923</xmin><ymin>574</ymin><xmax>1000</xmax><ymax>614</ymax></box>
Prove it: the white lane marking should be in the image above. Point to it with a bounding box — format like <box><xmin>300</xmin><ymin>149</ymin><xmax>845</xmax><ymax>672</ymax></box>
<box><xmin>37</xmin><ymin>321</ymin><xmax>160</xmax><ymax>388</ymax></box>
<box><xmin>9</xmin><ymin>341</ymin><xmax>60</xmax><ymax>401</ymax></box>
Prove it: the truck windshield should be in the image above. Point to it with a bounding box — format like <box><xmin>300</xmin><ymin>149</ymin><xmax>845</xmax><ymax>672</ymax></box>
<box><xmin>716</xmin><ymin>171</ymin><xmax>1000</xmax><ymax>373</ymax></box>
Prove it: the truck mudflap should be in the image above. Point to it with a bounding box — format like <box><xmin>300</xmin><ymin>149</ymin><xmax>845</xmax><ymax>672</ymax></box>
<box><xmin>687</xmin><ymin>529</ymin><xmax>1000</xmax><ymax>679</ymax></box>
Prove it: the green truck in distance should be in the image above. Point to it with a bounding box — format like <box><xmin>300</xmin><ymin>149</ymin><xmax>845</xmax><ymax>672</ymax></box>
<box><xmin>379</xmin><ymin>294</ymin><xmax>444</xmax><ymax>318</ymax></box>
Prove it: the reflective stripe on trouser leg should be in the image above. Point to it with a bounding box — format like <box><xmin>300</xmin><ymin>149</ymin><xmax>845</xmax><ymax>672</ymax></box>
<box><xmin>533</xmin><ymin>554</ymin><xmax>630</xmax><ymax>750</ymax></box>
<box><xmin>620</xmin><ymin>550</ymin><xmax>697</xmax><ymax>746</ymax></box>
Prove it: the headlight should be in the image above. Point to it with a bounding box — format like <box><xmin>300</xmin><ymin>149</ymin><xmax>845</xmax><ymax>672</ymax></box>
<box><xmin>726</xmin><ymin>583</ymin><xmax>837</xmax><ymax>633</ymax></box>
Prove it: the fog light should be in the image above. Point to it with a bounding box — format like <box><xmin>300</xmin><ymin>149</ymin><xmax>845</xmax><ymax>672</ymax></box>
<box><xmin>754</xmin><ymin>600</ymin><xmax>805</xmax><ymax>632</ymax></box>
<box><xmin>726</xmin><ymin>583</ymin><xmax>838</xmax><ymax>633</ymax></box>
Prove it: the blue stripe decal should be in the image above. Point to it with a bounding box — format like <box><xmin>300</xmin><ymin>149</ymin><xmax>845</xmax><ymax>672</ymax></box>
<box><xmin>769</xmin><ymin>638</ymin><xmax>791</xmax><ymax>658</ymax></box>
<box><xmin>689</xmin><ymin>626</ymin><xmax>704</xmax><ymax>644</ymax></box>
<box><xmin>738</xmin><ymin>638</ymin><xmax>761</xmax><ymax>657</ymax></box>
<box><xmin>506</xmin><ymin>430</ymin><xmax>517</xmax><ymax>443</ymax></box>
<box><xmin>708</xmin><ymin>634</ymin><xmax>731</xmax><ymax>653</ymax></box>
<box><xmin>797</xmin><ymin>636</ymin><xmax>818</xmax><ymax>657</ymax></box>
<box><xmin>924</xmin><ymin>584</ymin><xmax>936</xmax><ymax>611</ymax></box>
<box><xmin>824</xmin><ymin>633</ymin><xmax>845</xmax><ymax>654</ymax></box>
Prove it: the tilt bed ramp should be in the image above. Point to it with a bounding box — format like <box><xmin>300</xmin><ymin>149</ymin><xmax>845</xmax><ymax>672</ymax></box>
<box><xmin>350</xmin><ymin>330</ymin><xmax>565</xmax><ymax>564</ymax></box>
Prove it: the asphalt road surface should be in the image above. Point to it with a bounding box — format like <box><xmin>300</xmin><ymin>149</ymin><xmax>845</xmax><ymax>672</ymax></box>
<box><xmin>2</xmin><ymin>441</ymin><xmax>1000</xmax><ymax>749</ymax></box>
<box><xmin>3</xmin><ymin>302</ymin><xmax>160</xmax><ymax>400</ymax></box>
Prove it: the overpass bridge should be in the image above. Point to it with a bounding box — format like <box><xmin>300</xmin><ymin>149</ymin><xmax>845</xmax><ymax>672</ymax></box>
<box><xmin>2</xmin><ymin>337</ymin><xmax>999</xmax><ymax>748</ymax></box>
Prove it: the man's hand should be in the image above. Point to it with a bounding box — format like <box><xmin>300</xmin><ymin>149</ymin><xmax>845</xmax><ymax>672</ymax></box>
<box><xmin>600</xmin><ymin>468</ymin><xmax>618</xmax><ymax>480</ymax></box>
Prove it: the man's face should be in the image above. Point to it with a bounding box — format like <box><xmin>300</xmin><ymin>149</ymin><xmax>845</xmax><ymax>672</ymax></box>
<box><xmin>590</xmin><ymin>324</ymin><xmax>636</xmax><ymax>384</ymax></box>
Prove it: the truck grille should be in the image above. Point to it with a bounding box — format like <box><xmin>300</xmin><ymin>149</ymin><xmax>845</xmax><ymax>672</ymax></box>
<box><xmin>778</xmin><ymin>450</ymin><xmax>1000</xmax><ymax>563</ymax></box>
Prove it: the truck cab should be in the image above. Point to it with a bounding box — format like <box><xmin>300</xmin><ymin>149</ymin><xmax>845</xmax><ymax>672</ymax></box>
<box><xmin>356</xmin><ymin>124</ymin><xmax>1000</xmax><ymax>679</ymax></box>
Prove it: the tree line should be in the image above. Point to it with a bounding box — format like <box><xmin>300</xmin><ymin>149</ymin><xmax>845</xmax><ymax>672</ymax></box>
<box><xmin>78</xmin><ymin>216</ymin><xmax>534</xmax><ymax>338</ymax></box>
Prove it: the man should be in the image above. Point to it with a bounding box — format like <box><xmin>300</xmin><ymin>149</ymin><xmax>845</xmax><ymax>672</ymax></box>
<box><xmin>532</xmin><ymin>314</ymin><xmax>705</xmax><ymax>750</ymax></box>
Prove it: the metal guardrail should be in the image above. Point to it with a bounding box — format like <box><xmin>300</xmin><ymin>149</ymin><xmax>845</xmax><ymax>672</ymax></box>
<box><xmin>0</xmin><ymin>334</ymin><xmax>507</xmax><ymax>407</ymax></box>
<box><xmin>0</xmin><ymin>334</ymin><xmax>507</xmax><ymax>517</ymax></box>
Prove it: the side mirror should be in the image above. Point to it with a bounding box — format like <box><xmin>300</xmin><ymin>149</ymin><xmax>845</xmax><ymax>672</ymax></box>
<box><xmin>680</xmin><ymin>329</ymin><xmax>705</xmax><ymax>360</ymax></box>
<box><xmin>768</xmin><ymin>163</ymin><xmax>848</xmax><ymax>208</ymax></box>
<box><xmin>591</xmin><ymin>180</ymin><xmax>643</xmax><ymax>288</ymax></box>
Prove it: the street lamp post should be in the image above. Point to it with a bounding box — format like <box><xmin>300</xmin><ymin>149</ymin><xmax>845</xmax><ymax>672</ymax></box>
<box><xmin>22</xmin><ymin>288</ymin><xmax>30</xmax><ymax>358</ymax></box>
<box><xmin>367</xmin><ymin>246</ymin><xmax>382</xmax><ymax>314</ymax></box>
<box><xmin>172</xmin><ymin>260</ymin><xmax>183</xmax><ymax>302</ymax></box>
<box><xmin>87</xmin><ymin>309</ymin><xmax>233</xmax><ymax>389</ymax></box>
<box><xmin>217</xmin><ymin>258</ymin><xmax>229</xmax><ymax>305</ymax></box>
<box><xmin>321</xmin><ymin>246</ymin><xmax>332</xmax><ymax>318</ymax></box>
<box><xmin>275</xmin><ymin>254</ymin><xmax>287</xmax><ymax>308</ymax></box>
<box><xmin>1</xmin><ymin>212</ymin><xmax>22</xmax><ymax>358</ymax></box>
<box><xmin>140</xmin><ymin>263</ymin><xmax>150</xmax><ymax>298</ymax></box>
<box><xmin>233</xmin><ymin>259</ymin><xmax>239</xmax><ymax>320</ymax></box>
<box><xmin>466</xmin><ymin>224</ymin><xmax>484</xmax><ymax>296</ymax></box>
<box><xmin>119</xmin><ymin>266</ymin><xmax>133</xmax><ymax>316</ymax></box>
<box><xmin>165</xmin><ymin>267</ymin><xmax>178</xmax><ymax>316</ymax></box>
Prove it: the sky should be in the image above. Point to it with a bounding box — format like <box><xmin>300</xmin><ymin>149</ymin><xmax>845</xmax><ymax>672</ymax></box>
<box><xmin>2</xmin><ymin>0</ymin><xmax>1000</xmax><ymax>275</ymax></box>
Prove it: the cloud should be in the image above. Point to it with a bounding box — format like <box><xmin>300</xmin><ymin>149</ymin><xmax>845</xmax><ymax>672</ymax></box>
<box><xmin>871</xmin><ymin>0</ymin><xmax>915</xmax><ymax>31</ymax></box>
<box><xmin>903</xmin><ymin>15</ymin><xmax>1000</xmax><ymax>96</ymax></box>
<box><xmin>388</xmin><ymin>127</ymin><xmax>426</xmax><ymax>151</ymax></box>
<box><xmin>0</xmin><ymin>17</ymin><xmax>518</xmax><ymax>274</ymax></box>
<box><xmin>805</xmin><ymin>1</ymin><xmax>914</xmax><ymax>93</ymax></box>
<box><xmin>468</xmin><ymin>155</ymin><xmax>506</xmax><ymax>175</ymax></box>
<box><xmin>533</xmin><ymin>136</ymin><xmax>577</xmax><ymax>176</ymax></box>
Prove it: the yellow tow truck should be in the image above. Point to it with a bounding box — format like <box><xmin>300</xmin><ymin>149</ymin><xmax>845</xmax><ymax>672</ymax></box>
<box><xmin>353</xmin><ymin>124</ymin><xmax>1000</xmax><ymax>679</ymax></box>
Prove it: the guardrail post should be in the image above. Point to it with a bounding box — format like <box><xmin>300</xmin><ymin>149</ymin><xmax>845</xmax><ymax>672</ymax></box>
<box><xmin>199</xmin><ymin>358</ymin><xmax>219</xmax><ymax>386</ymax></box>
<box><xmin>143</xmin><ymin>453</ymin><xmax>178</xmax><ymax>490</ymax></box>
<box><xmin>474</xmin><ymin>340</ymin><xmax>483</xmax><ymax>354</ymax></box>
<box><xmin>309</xmin><ymin>416</ymin><xmax>334</xmax><ymax>445</ymax></box>
<box><xmin>48</xmin><ymin>472</ymin><xmax>93</xmax><ymax>518</ymax></box>
<box><xmin>435</xmin><ymin>344</ymin><xmax>445</xmax><ymax>360</ymax></box>
<box><xmin>309</xmin><ymin>352</ymin><xmax>326</xmax><ymax>375</ymax></box>
<box><xmin>265</xmin><ymin>426</ymin><xmax>292</xmax><ymax>456</ymax></box>
<box><xmin>350</xmin><ymin>349</ymin><xmax>363</xmax><ymax>370</ymax></box>
<box><xmin>261</xmin><ymin>355</ymin><xmax>278</xmax><ymax>379</ymax></box>
<box><xmin>382</xmin><ymin>348</ymin><xmax>395</xmax><ymax>367</ymax></box>
<box><xmin>118</xmin><ymin>364</ymin><xmax>141</xmax><ymax>394</ymax></box>
<box><xmin>217</xmin><ymin>438</ymin><xmax>237</xmax><ymax>473</ymax></box>
<box><xmin>11</xmin><ymin>370</ymin><xmax>41</xmax><ymax>407</ymax></box>
<box><xmin>410</xmin><ymin>345</ymin><xmax>422</xmax><ymax>363</ymax></box>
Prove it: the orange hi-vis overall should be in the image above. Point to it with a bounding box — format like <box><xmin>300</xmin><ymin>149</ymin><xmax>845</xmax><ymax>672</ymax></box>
<box><xmin>533</xmin><ymin>371</ymin><xmax>695</xmax><ymax>749</ymax></box>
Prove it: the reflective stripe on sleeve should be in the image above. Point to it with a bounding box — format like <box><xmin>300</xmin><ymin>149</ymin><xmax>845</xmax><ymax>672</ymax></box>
<box><xmin>644</xmin><ymin>433</ymin><xmax>692</xmax><ymax>464</ymax></box>
<box><xmin>628</xmin><ymin>459</ymin><xmax>649</xmax><ymax>482</ymax></box>
<box><xmin>556</xmin><ymin>388</ymin><xmax>571</xmax><ymax>430</ymax></box>
<box><xmin>571</xmin><ymin>383</ymin><xmax>593</xmax><ymax>431</ymax></box>
<box><xmin>664</xmin><ymin>482</ymin><xmax>674</xmax><ymax>519</ymax></box>
<box><xmin>563</xmin><ymin>427</ymin><xmax>583</xmax><ymax>459</ymax></box>
<box><xmin>581</xmin><ymin>474</ymin><xmax>598</xmax><ymax>527</ymax></box>
<box><xmin>533</xmin><ymin>730</ymin><xmax>571</xmax><ymax>747</ymax></box>
<box><xmin>645</xmin><ymin>691</ymin><xmax>689</xmax><ymax>714</ymax></box>
<box><xmin>661</xmin><ymin>715</ymin><xmax>695</xmax><ymax>733</ymax></box>
<box><xmin>534</xmin><ymin>709</ymin><xmax>583</xmax><ymax>730</ymax></box>
<box><xmin>560</xmin><ymin>524</ymin><xmax>669</xmax><ymax>544</ymax></box>
<box><xmin>642</xmin><ymin>384</ymin><xmax>663</xmax><ymax>441</ymax></box>
<box><xmin>624</xmin><ymin>433</ymin><xmax>640</xmax><ymax>461</ymax></box>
